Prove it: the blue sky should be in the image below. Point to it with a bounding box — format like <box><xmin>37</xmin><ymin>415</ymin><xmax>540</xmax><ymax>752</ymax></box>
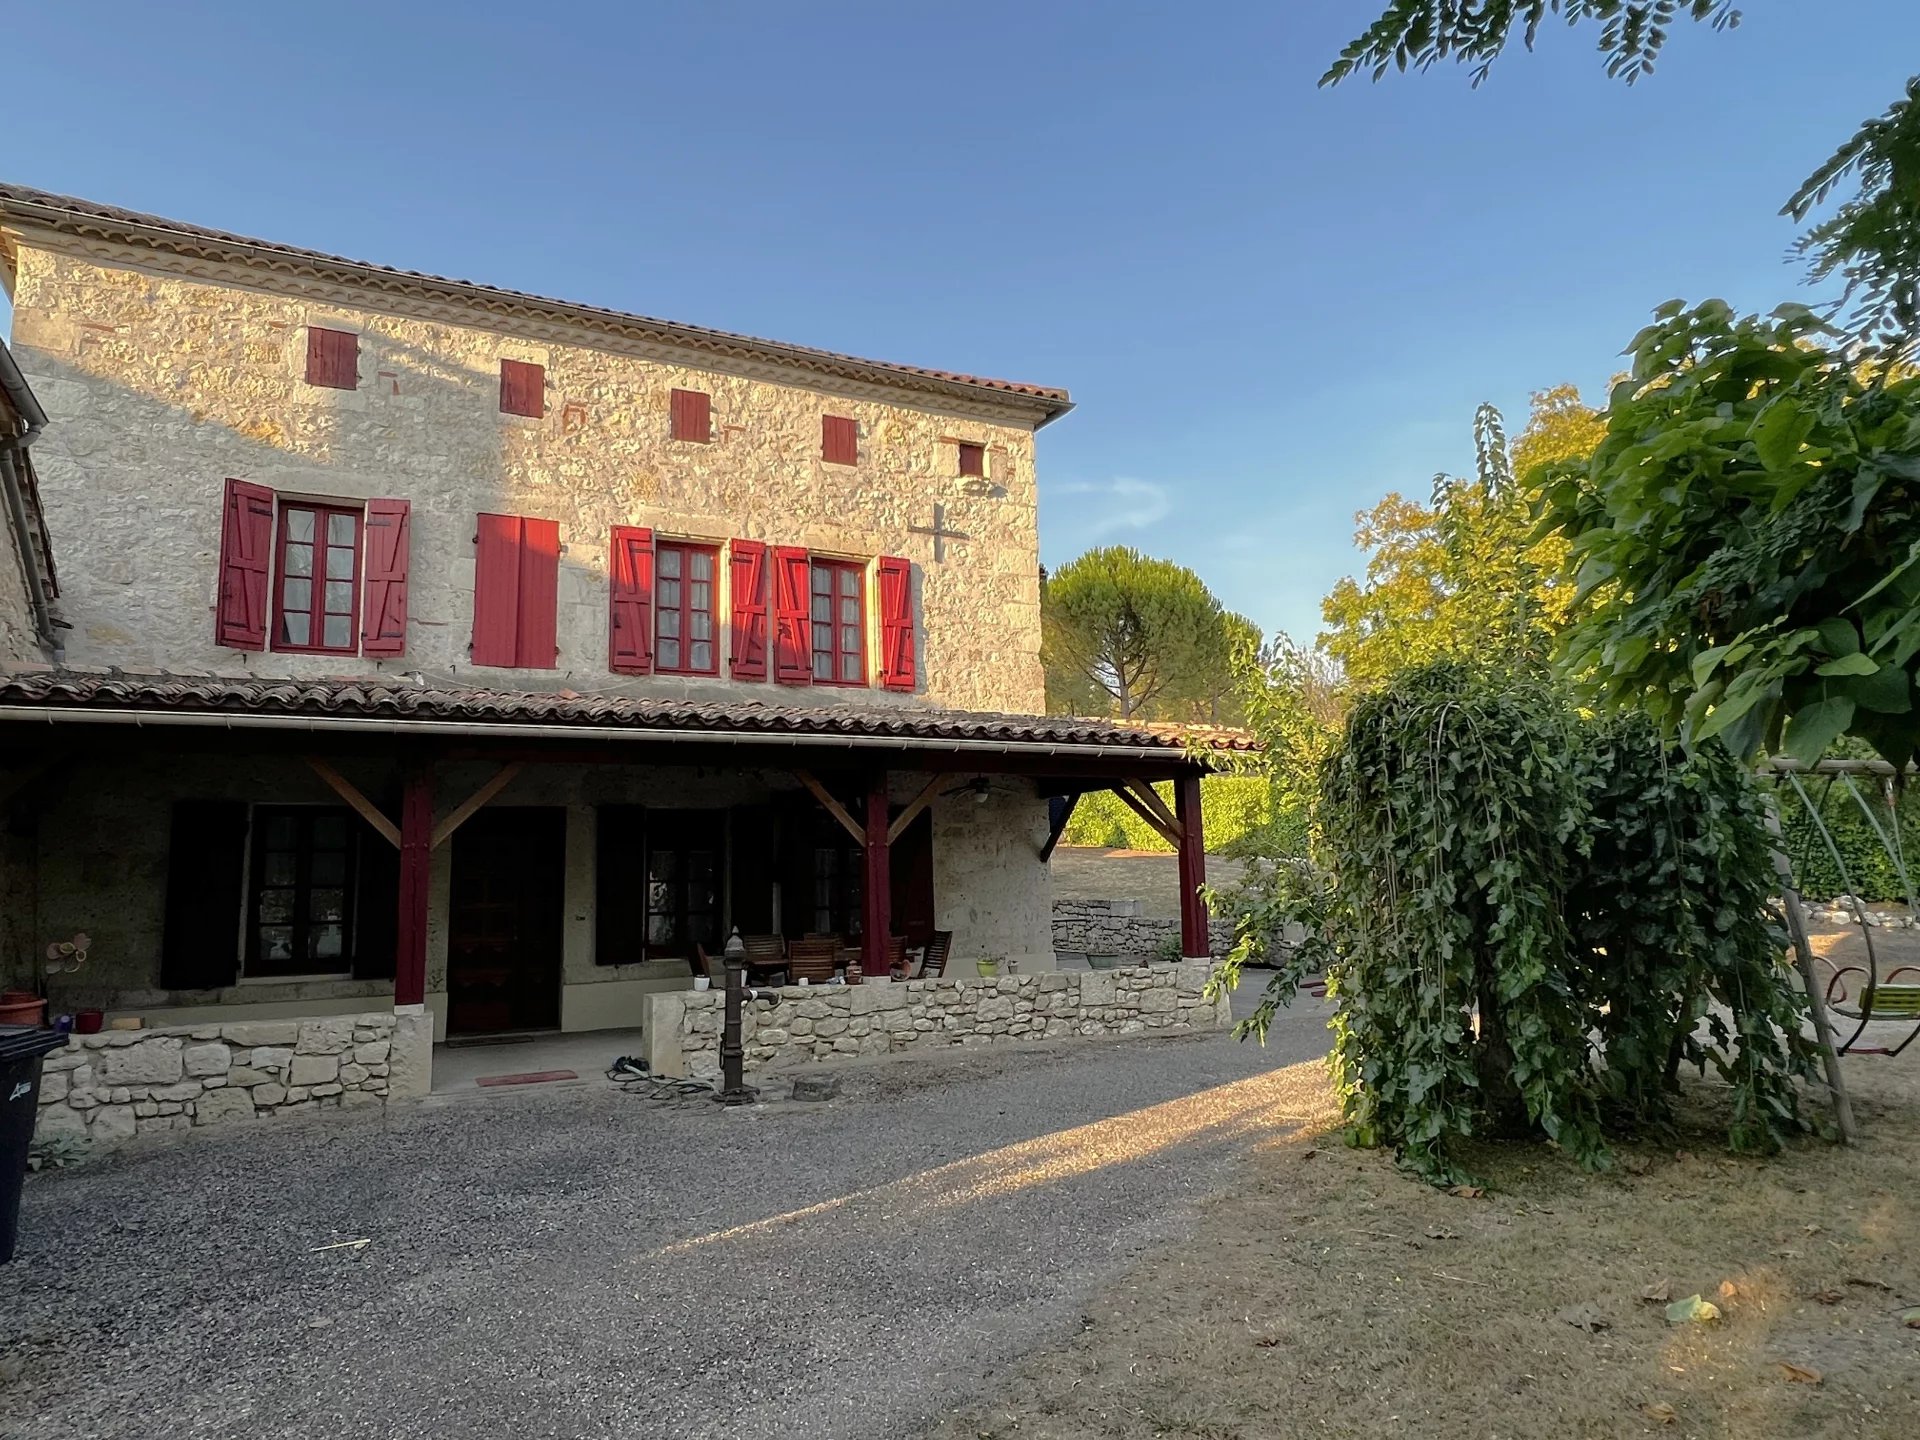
<box><xmin>4</xmin><ymin>2</ymin><xmax>1913</xmax><ymax>642</ymax></box>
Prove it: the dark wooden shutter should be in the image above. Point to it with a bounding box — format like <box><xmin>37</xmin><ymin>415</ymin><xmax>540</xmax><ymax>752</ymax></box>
<box><xmin>354</xmin><ymin>802</ymin><xmax>399</xmax><ymax>980</ymax></box>
<box><xmin>160</xmin><ymin>801</ymin><xmax>249</xmax><ymax>990</ymax></box>
<box><xmin>595</xmin><ymin>806</ymin><xmax>647</xmax><ymax>966</ymax></box>
<box><xmin>609</xmin><ymin>525</ymin><xmax>655</xmax><ymax>674</ymax></box>
<box><xmin>671</xmin><ymin>388</ymin><xmax>712</xmax><ymax>442</ymax></box>
<box><xmin>216</xmin><ymin>478</ymin><xmax>275</xmax><ymax>650</ymax></box>
<box><xmin>306</xmin><ymin>328</ymin><xmax>358</xmax><ymax>389</ymax></box>
<box><xmin>729</xmin><ymin>539</ymin><xmax>768</xmax><ymax>680</ymax></box>
<box><xmin>471</xmin><ymin>513</ymin><xmax>524</xmax><ymax>666</ymax></box>
<box><xmin>890</xmin><ymin>808</ymin><xmax>936</xmax><ymax>946</ymax></box>
<box><xmin>958</xmin><ymin>441</ymin><xmax>986</xmax><ymax>478</ymax></box>
<box><xmin>360</xmin><ymin>498</ymin><xmax>411</xmax><ymax>657</ymax></box>
<box><xmin>500</xmin><ymin>359</ymin><xmax>545</xmax><ymax>418</ymax></box>
<box><xmin>877</xmin><ymin>555</ymin><xmax>915</xmax><ymax>692</ymax></box>
<box><xmin>822</xmin><ymin>415</ymin><xmax>857</xmax><ymax>465</ymax></box>
<box><xmin>772</xmin><ymin>545</ymin><xmax>812</xmax><ymax>685</ymax></box>
<box><xmin>516</xmin><ymin>517</ymin><xmax>561</xmax><ymax>668</ymax></box>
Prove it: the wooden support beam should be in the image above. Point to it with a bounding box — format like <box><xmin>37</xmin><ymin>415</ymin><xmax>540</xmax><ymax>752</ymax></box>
<box><xmin>395</xmin><ymin>759</ymin><xmax>433</xmax><ymax>1009</ymax></box>
<box><xmin>304</xmin><ymin>756</ymin><xmax>400</xmax><ymax>848</ymax></box>
<box><xmin>795</xmin><ymin>769</ymin><xmax>864</xmax><ymax>844</ymax></box>
<box><xmin>861</xmin><ymin>774</ymin><xmax>892</xmax><ymax>977</ymax></box>
<box><xmin>886</xmin><ymin>774</ymin><xmax>945</xmax><ymax>846</ymax></box>
<box><xmin>1175</xmin><ymin>773</ymin><xmax>1209</xmax><ymax>960</ymax></box>
<box><xmin>430</xmin><ymin>761</ymin><xmax>524</xmax><ymax>850</ymax></box>
<box><xmin>1110</xmin><ymin>782</ymin><xmax>1182</xmax><ymax>849</ymax></box>
<box><xmin>1039</xmin><ymin>791</ymin><xmax>1081</xmax><ymax>862</ymax></box>
<box><xmin>1125</xmin><ymin>779</ymin><xmax>1180</xmax><ymax>838</ymax></box>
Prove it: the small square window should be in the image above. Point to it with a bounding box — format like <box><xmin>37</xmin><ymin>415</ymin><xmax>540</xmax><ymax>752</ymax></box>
<box><xmin>822</xmin><ymin>415</ymin><xmax>858</xmax><ymax>466</ymax></box>
<box><xmin>957</xmin><ymin>441</ymin><xmax>986</xmax><ymax>478</ymax></box>
<box><xmin>500</xmin><ymin>359</ymin><xmax>545</xmax><ymax>418</ymax></box>
<box><xmin>671</xmin><ymin>388</ymin><xmax>712</xmax><ymax>443</ymax></box>
<box><xmin>305</xmin><ymin>327</ymin><xmax>358</xmax><ymax>390</ymax></box>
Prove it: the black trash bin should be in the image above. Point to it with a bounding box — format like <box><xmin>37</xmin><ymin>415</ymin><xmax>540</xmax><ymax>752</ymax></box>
<box><xmin>1</xmin><ymin>1023</ymin><xmax>69</xmax><ymax>1264</ymax></box>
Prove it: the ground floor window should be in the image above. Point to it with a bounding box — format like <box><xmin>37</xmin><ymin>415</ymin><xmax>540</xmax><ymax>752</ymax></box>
<box><xmin>247</xmin><ymin>805</ymin><xmax>360</xmax><ymax>976</ymax></box>
<box><xmin>596</xmin><ymin>807</ymin><xmax>724</xmax><ymax>963</ymax></box>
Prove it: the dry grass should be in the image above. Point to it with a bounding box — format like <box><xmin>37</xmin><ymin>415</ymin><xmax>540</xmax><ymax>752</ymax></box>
<box><xmin>1050</xmin><ymin>847</ymin><xmax>1249</xmax><ymax>919</ymax></box>
<box><xmin>925</xmin><ymin>1057</ymin><xmax>1920</xmax><ymax>1440</ymax></box>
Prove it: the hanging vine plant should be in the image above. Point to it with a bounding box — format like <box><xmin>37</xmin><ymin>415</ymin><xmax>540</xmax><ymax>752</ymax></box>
<box><xmin>1216</xmin><ymin>660</ymin><xmax>1819</xmax><ymax>1185</ymax></box>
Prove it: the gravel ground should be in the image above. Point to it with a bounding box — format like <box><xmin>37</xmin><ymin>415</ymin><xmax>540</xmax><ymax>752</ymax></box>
<box><xmin>2</xmin><ymin>989</ymin><xmax>1333</xmax><ymax>1440</ymax></box>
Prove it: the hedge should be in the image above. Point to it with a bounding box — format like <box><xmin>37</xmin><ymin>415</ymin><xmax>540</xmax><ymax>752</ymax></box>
<box><xmin>1769</xmin><ymin>777</ymin><xmax>1920</xmax><ymax>903</ymax></box>
<box><xmin>1057</xmin><ymin>775</ymin><xmax>1289</xmax><ymax>857</ymax></box>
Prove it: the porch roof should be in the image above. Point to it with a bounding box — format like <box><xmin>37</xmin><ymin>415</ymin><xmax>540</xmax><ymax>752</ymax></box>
<box><xmin>0</xmin><ymin>671</ymin><xmax>1257</xmax><ymax>764</ymax></box>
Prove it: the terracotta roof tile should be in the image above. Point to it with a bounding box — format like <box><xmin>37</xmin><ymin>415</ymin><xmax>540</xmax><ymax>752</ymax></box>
<box><xmin>0</xmin><ymin>672</ymin><xmax>1257</xmax><ymax>756</ymax></box>
<box><xmin>0</xmin><ymin>183</ymin><xmax>1072</xmax><ymax>421</ymax></box>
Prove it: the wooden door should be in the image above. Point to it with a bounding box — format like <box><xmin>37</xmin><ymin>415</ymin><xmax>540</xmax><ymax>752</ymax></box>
<box><xmin>447</xmin><ymin>807</ymin><xmax>565</xmax><ymax>1035</ymax></box>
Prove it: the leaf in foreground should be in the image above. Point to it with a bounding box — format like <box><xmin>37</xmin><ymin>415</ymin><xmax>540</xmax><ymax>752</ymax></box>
<box><xmin>1640</xmin><ymin>1278</ymin><xmax>1673</xmax><ymax>1303</ymax></box>
<box><xmin>1639</xmin><ymin>1402</ymin><xmax>1677</xmax><ymax>1426</ymax></box>
<box><xmin>1777</xmin><ymin>1361</ymin><xmax>1824</xmax><ymax>1385</ymax></box>
<box><xmin>1666</xmin><ymin>1295</ymin><xmax>1722</xmax><ymax>1326</ymax></box>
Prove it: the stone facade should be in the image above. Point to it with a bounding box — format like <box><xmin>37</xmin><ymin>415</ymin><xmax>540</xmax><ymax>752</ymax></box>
<box><xmin>4</xmin><ymin>235</ymin><xmax>1046</xmax><ymax>713</ymax></box>
<box><xmin>641</xmin><ymin>961</ymin><xmax>1230</xmax><ymax>1078</ymax></box>
<box><xmin>31</xmin><ymin>1010</ymin><xmax>431</xmax><ymax>1146</ymax></box>
<box><xmin>0</xmin><ymin>489</ymin><xmax>38</xmax><ymax>664</ymax></box>
<box><xmin>1051</xmin><ymin>897</ymin><xmax>1234</xmax><ymax>961</ymax></box>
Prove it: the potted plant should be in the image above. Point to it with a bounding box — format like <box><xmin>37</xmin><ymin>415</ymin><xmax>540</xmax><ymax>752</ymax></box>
<box><xmin>974</xmin><ymin>955</ymin><xmax>1003</xmax><ymax>978</ymax></box>
<box><xmin>1085</xmin><ymin>951</ymin><xmax>1121</xmax><ymax>971</ymax></box>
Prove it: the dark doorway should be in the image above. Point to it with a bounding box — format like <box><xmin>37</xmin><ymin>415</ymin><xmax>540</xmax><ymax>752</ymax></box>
<box><xmin>448</xmin><ymin>807</ymin><xmax>565</xmax><ymax>1035</ymax></box>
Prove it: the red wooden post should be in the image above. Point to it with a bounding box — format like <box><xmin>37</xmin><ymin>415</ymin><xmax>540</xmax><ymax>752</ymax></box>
<box><xmin>1174</xmin><ymin>773</ymin><xmax>1208</xmax><ymax>959</ymax></box>
<box><xmin>394</xmin><ymin>758</ymin><xmax>433</xmax><ymax>1008</ymax></box>
<box><xmin>861</xmin><ymin>774</ymin><xmax>892</xmax><ymax>977</ymax></box>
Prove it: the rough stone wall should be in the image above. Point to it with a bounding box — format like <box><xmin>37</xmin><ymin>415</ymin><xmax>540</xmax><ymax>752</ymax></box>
<box><xmin>31</xmin><ymin>1010</ymin><xmax>431</xmax><ymax>1147</ymax></box>
<box><xmin>4</xmin><ymin>239</ymin><xmax>1044</xmax><ymax>713</ymax></box>
<box><xmin>0</xmin><ymin>484</ymin><xmax>39</xmax><ymax>663</ymax></box>
<box><xmin>1051</xmin><ymin>898</ymin><xmax>1234</xmax><ymax>960</ymax></box>
<box><xmin>643</xmin><ymin>961</ymin><xmax>1229</xmax><ymax>1078</ymax></box>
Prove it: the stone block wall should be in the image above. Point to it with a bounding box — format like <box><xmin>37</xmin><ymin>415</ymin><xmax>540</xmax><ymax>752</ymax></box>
<box><xmin>32</xmin><ymin>1010</ymin><xmax>431</xmax><ymax>1147</ymax></box>
<box><xmin>642</xmin><ymin>961</ymin><xmax>1230</xmax><ymax>1079</ymax></box>
<box><xmin>1050</xmin><ymin>898</ymin><xmax>1234</xmax><ymax>960</ymax></box>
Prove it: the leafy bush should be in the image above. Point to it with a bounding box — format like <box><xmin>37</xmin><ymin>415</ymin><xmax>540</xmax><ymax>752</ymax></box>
<box><xmin>1216</xmin><ymin>662</ymin><xmax>1818</xmax><ymax>1185</ymax></box>
<box><xmin>1769</xmin><ymin>772</ymin><xmax>1920</xmax><ymax>903</ymax></box>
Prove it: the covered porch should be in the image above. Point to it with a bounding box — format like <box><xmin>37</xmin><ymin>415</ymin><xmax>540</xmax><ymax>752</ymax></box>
<box><xmin>1</xmin><ymin>674</ymin><xmax>1242</xmax><ymax>1102</ymax></box>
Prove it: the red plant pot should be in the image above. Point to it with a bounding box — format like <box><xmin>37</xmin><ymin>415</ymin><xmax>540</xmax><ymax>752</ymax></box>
<box><xmin>74</xmin><ymin>1009</ymin><xmax>105</xmax><ymax>1035</ymax></box>
<box><xmin>0</xmin><ymin>991</ymin><xmax>47</xmax><ymax>1027</ymax></box>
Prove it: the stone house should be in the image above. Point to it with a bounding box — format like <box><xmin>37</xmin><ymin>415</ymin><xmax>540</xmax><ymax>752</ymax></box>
<box><xmin>0</xmin><ymin>183</ymin><xmax>1233</xmax><ymax>1106</ymax></box>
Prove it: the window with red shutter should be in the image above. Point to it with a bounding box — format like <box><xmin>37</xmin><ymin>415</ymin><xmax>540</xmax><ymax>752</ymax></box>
<box><xmin>360</xmin><ymin>499</ymin><xmax>411</xmax><ymax>657</ymax></box>
<box><xmin>216</xmin><ymin>478</ymin><xmax>276</xmax><ymax>650</ymax></box>
<box><xmin>654</xmin><ymin>540</ymin><xmax>719</xmax><ymax>675</ymax></box>
<box><xmin>472</xmin><ymin>513</ymin><xmax>560</xmax><ymax>668</ymax></box>
<box><xmin>729</xmin><ymin>539</ymin><xmax>769</xmax><ymax>681</ymax></box>
<box><xmin>877</xmin><ymin>555</ymin><xmax>914</xmax><ymax>692</ymax></box>
<box><xmin>500</xmin><ymin>359</ymin><xmax>545</xmax><ymax>418</ymax></box>
<box><xmin>822</xmin><ymin>415</ymin><xmax>858</xmax><ymax>466</ymax></box>
<box><xmin>272</xmin><ymin>503</ymin><xmax>363</xmax><ymax>654</ymax></box>
<box><xmin>957</xmin><ymin>441</ymin><xmax>986</xmax><ymax>478</ymax></box>
<box><xmin>305</xmin><ymin>328</ymin><xmax>359</xmax><ymax>390</ymax></box>
<box><xmin>809</xmin><ymin>559</ymin><xmax>866</xmax><ymax>686</ymax></box>
<box><xmin>609</xmin><ymin>525</ymin><xmax>655</xmax><ymax>675</ymax></box>
<box><xmin>670</xmin><ymin>388</ymin><xmax>712</xmax><ymax>443</ymax></box>
<box><xmin>772</xmin><ymin>545</ymin><xmax>812</xmax><ymax>685</ymax></box>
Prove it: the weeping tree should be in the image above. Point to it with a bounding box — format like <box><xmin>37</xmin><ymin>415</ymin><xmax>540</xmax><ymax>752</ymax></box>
<box><xmin>1217</xmin><ymin>660</ymin><xmax>1818</xmax><ymax>1185</ymax></box>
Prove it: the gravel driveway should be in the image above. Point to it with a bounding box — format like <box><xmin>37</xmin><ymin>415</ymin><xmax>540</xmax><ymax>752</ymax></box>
<box><xmin>2</xmin><ymin>990</ymin><xmax>1333</xmax><ymax>1440</ymax></box>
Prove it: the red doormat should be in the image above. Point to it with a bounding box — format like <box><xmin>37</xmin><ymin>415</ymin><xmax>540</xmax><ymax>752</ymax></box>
<box><xmin>474</xmin><ymin>1069</ymin><xmax>579</xmax><ymax>1087</ymax></box>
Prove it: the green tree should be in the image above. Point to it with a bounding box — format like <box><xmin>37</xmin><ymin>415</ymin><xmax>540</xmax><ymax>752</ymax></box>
<box><xmin>1319</xmin><ymin>389</ymin><xmax>1602</xmax><ymax>691</ymax></box>
<box><xmin>1040</xmin><ymin>547</ymin><xmax>1231</xmax><ymax>720</ymax></box>
<box><xmin>1535</xmin><ymin>300</ymin><xmax>1920</xmax><ymax>768</ymax></box>
<box><xmin>1329</xmin><ymin>3</ymin><xmax>1920</xmax><ymax>352</ymax></box>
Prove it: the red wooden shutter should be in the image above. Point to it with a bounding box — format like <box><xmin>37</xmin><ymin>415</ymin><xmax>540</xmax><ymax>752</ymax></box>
<box><xmin>360</xmin><ymin>499</ymin><xmax>411</xmax><ymax>657</ymax></box>
<box><xmin>822</xmin><ymin>415</ymin><xmax>857</xmax><ymax>465</ymax></box>
<box><xmin>500</xmin><ymin>360</ymin><xmax>545</xmax><ymax>418</ymax></box>
<box><xmin>471</xmin><ymin>513</ymin><xmax>524</xmax><ymax>666</ymax></box>
<box><xmin>609</xmin><ymin>525</ymin><xmax>655</xmax><ymax>674</ymax></box>
<box><xmin>877</xmin><ymin>556</ymin><xmax>915</xmax><ymax>692</ymax></box>
<box><xmin>306</xmin><ymin>328</ymin><xmax>358</xmax><ymax>389</ymax></box>
<box><xmin>216</xmin><ymin>478</ymin><xmax>275</xmax><ymax>650</ymax></box>
<box><xmin>671</xmin><ymin>388</ymin><xmax>712</xmax><ymax>442</ymax></box>
<box><xmin>729</xmin><ymin>539</ymin><xmax>769</xmax><ymax>680</ymax></box>
<box><xmin>516</xmin><ymin>516</ymin><xmax>561</xmax><ymax>668</ymax></box>
<box><xmin>772</xmin><ymin>545</ymin><xmax>812</xmax><ymax>685</ymax></box>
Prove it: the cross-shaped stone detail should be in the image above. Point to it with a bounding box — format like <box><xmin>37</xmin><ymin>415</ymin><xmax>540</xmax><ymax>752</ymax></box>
<box><xmin>908</xmin><ymin>502</ymin><xmax>970</xmax><ymax>563</ymax></box>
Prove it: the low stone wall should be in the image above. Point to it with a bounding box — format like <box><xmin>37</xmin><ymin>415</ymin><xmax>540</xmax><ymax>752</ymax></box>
<box><xmin>1050</xmin><ymin>898</ymin><xmax>1234</xmax><ymax>961</ymax></box>
<box><xmin>642</xmin><ymin>961</ymin><xmax>1230</xmax><ymax>1079</ymax></box>
<box><xmin>32</xmin><ymin>1011</ymin><xmax>432</xmax><ymax>1146</ymax></box>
